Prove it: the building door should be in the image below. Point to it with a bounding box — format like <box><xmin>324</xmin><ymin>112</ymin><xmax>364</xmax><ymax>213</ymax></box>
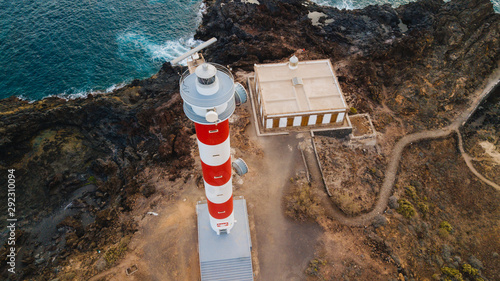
<box><xmin>287</xmin><ymin>117</ymin><xmax>294</xmax><ymax>127</ymax></box>
<box><xmin>273</xmin><ymin>118</ymin><xmax>279</xmax><ymax>128</ymax></box>
<box><xmin>301</xmin><ymin>115</ymin><xmax>309</xmax><ymax>126</ymax></box>
<box><xmin>316</xmin><ymin>114</ymin><xmax>324</xmax><ymax>124</ymax></box>
<box><xmin>330</xmin><ymin>113</ymin><xmax>339</xmax><ymax>123</ymax></box>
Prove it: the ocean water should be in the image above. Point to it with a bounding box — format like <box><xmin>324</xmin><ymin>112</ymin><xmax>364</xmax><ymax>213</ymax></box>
<box><xmin>0</xmin><ymin>0</ymin><xmax>498</xmax><ymax>101</ymax></box>
<box><xmin>0</xmin><ymin>0</ymin><xmax>203</xmax><ymax>100</ymax></box>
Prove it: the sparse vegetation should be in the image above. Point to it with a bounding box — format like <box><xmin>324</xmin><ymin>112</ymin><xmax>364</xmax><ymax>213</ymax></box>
<box><xmin>439</xmin><ymin>221</ymin><xmax>453</xmax><ymax>233</ymax></box>
<box><xmin>397</xmin><ymin>199</ymin><xmax>416</xmax><ymax>218</ymax></box>
<box><xmin>461</xmin><ymin>263</ymin><xmax>478</xmax><ymax>276</ymax></box>
<box><xmin>405</xmin><ymin>185</ymin><xmax>418</xmax><ymax>201</ymax></box>
<box><xmin>305</xmin><ymin>258</ymin><xmax>327</xmax><ymax>276</ymax></box>
<box><xmin>441</xmin><ymin>267</ymin><xmax>463</xmax><ymax>281</ymax></box>
<box><xmin>285</xmin><ymin>182</ymin><xmax>324</xmax><ymax>222</ymax></box>
<box><xmin>104</xmin><ymin>236</ymin><xmax>130</xmax><ymax>266</ymax></box>
<box><xmin>87</xmin><ymin>175</ymin><xmax>97</xmax><ymax>184</ymax></box>
<box><xmin>417</xmin><ymin>202</ymin><xmax>429</xmax><ymax>218</ymax></box>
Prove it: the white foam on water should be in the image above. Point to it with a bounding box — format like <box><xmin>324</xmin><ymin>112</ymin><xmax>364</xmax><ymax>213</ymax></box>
<box><xmin>105</xmin><ymin>82</ymin><xmax>127</xmax><ymax>93</ymax></box>
<box><xmin>310</xmin><ymin>0</ymin><xmax>355</xmax><ymax>10</ymax></box>
<box><xmin>309</xmin><ymin>0</ymin><xmax>431</xmax><ymax>10</ymax></box>
<box><xmin>43</xmin><ymin>81</ymin><xmax>128</xmax><ymax>101</ymax></box>
<box><xmin>16</xmin><ymin>94</ymin><xmax>36</xmax><ymax>103</ymax></box>
<box><xmin>116</xmin><ymin>30</ymin><xmax>203</xmax><ymax>66</ymax></box>
<box><xmin>198</xmin><ymin>1</ymin><xmax>207</xmax><ymax>24</ymax></box>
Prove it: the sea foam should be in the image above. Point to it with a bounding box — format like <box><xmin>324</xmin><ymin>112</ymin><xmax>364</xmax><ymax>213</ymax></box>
<box><xmin>311</xmin><ymin>0</ymin><xmax>499</xmax><ymax>12</ymax></box>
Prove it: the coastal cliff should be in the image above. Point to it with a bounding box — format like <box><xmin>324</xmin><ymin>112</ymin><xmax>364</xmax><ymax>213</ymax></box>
<box><xmin>196</xmin><ymin>0</ymin><xmax>499</xmax><ymax>130</ymax></box>
<box><xmin>0</xmin><ymin>0</ymin><xmax>499</xmax><ymax>279</ymax></box>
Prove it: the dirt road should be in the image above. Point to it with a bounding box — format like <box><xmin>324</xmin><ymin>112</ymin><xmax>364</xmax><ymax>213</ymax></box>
<box><xmin>241</xmin><ymin>126</ymin><xmax>322</xmax><ymax>280</ymax></box>
<box><xmin>324</xmin><ymin>67</ymin><xmax>500</xmax><ymax>227</ymax></box>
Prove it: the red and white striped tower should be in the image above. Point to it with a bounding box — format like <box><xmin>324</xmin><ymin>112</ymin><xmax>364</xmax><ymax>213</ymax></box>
<box><xmin>180</xmin><ymin>62</ymin><xmax>237</xmax><ymax>235</ymax></box>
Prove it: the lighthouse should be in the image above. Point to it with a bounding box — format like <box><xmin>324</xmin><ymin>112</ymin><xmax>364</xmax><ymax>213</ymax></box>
<box><xmin>172</xmin><ymin>38</ymin><xmax>253</xmax><ymax>280</ymax></box>
<box><xmin>179</xmin><ymin>62</ymin><xmax>236</xmax><ymax>234</ymax></box>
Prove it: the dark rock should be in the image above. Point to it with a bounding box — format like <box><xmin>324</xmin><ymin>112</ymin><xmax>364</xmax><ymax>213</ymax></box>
<box><xmin>442</xmin><ymin>244</ymin><xmax>452</xmax><ymax>262</ymax></box>
<box><xmin>388</xmin><ymin>196</ymin><xmax>400</xmax><ymax>209</ymax></box>
<box><xmin>140</xmin><ymin>184</ymin><xmax>156</xmax><ymax>198</ymax></box>
<box><xmin>95</xmin><ymin>257</ymin><xmax>107</xmax><ymax>272</ymax></box>
<box><xmin>468</xmin><ymin>255</ymin><xmax>484</xmax><ymax>270</ymax></box>
<box><xmin>372</xmin><ymin>214</ymin><xmax>388</xmax><ymax>228</ymax></box>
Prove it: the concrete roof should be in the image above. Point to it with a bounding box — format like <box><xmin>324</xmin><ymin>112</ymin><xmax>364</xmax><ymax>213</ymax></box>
<box><xmin>255</xmin><ymin>59</ymin><xmax>347</xmax><ymax>116</ymax></box>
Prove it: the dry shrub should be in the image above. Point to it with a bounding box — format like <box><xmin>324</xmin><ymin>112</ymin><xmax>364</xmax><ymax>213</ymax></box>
<box><xmin>285</xmin><ymin>182</ymin><xmax>324</xmax><ymax>222</ymax></box>
<box><xmin>333</xmin><ymin>191</ymin><xmax>365</xmax><ymax>215</ymax></box>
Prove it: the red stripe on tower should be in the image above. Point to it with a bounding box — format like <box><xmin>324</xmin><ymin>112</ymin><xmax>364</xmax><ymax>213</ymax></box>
<box><xmin>207</xmin><ymin>197</ymin><xmax>234</xmax><ymax>219</ymax></box>
<box><xmin>195</xmin><ymin>121</ymin><xmax>234</xmax><ymax>224</ymax></box>
<box><xmin>195</xmin><ymin>120</ymin><xmax>230</xmax><ymax>145</ymax></box>
<box><xmin>201</xmin><ymin>158</ymin><xmax>232</xmax><ymax>186</ymax></box>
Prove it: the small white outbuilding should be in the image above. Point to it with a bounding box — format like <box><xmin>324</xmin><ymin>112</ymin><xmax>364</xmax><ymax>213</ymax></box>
<box><xmin>253</xmin><ymin>57</ymin><xmax>349</xmax><ymax>130</ymax></box>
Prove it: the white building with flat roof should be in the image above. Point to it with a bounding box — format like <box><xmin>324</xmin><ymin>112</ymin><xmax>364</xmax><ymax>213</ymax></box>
<box><xmin>253</xmin><ymin>57</ymin><xmax>349</xmax><ymax>130</ymax></box>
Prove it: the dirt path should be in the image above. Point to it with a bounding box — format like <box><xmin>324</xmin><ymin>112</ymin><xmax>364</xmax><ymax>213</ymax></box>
<box><xmin>457</xmin><ymin>131</ymin><xmax>500</xmax><ymax>191</ymax></box>
<box><xmin>242</xmin><ymin>128</ymin><xmax>322</xmax><ymax>280</ymax></box>
<box><xmin>326</xmin><ymin>68</ymin><xmax>500</xmax><ymax>227</ymax></box>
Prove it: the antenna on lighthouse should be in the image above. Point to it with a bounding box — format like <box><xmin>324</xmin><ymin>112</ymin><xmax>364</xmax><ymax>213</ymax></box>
<box><xmin>170</xmin><ymin>37</ymin><xmax>217</xmax><ymax>65</ymax></box>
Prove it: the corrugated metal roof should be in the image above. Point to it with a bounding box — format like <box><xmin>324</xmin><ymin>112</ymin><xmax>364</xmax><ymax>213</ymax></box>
<box><xmin>200</xmin><ymin>257</ymin><xmax>253</xmax><ymax>281</ymax></box>
<box><xmin>197</xmin><ymin>198</ymin><xmax>254</xmax><ymax>281</ymax></box>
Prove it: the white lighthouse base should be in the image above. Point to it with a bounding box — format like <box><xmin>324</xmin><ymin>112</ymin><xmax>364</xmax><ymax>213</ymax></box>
<box><xmin>197</xmin><ymin>198</ymin><xmax>254</xmax><ymax>281</ymax></box>
<box><xmin>209</xmin><ymin>212</ymin><xmax>235</xmax><ymax>235</ymax></box>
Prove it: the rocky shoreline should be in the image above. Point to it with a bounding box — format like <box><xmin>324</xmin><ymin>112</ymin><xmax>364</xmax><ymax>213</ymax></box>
<box><xmin>1</xmin><ymin>0</ymin><xmax>499</xmax><ymax>279</ymax></box>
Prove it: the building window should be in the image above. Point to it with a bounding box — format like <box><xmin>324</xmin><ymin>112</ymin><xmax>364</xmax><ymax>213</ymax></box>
<box><xmin>198</xmin><ymin>76</ymin><xmax>216</xmax><ymax>85</ymax></box>
<box><xmin>293</xmin><ymin>116</ymin><xmax>301</xmax><ymax>126</ymax></box>
<box><xmin>308</xmin><ymin>115</ymin><xmax>317</xmax><ymax>125</ymax></box>
<box><xmin>266</xmin><ymin>119</ymin><xmax>273</xmax><ymax>129</ymax></box>
<box><xmin>323</xmin><ymin>114</ymin><xmax>332</xmax><ymax>124</ymax></box>
<box><xmin>279</xmin><ymin>118</ymin><xmax>287</xmax><ymax>128</ymax></box>
<box><xmin>336</xmin><ymin>112</ymin><xmax>345</xmax><ymax>123</ymax></box>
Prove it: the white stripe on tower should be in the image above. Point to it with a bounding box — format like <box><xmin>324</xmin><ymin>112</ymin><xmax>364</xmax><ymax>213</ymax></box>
<box><xmin>195</xmin><ymin>120</ymin><xmax>234</xmax><ymax>233</ymax></box>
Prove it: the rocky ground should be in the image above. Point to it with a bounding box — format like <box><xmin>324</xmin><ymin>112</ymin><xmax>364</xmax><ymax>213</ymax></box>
<box><xmin>315</xmin><ymin>136</ymin><xmax>385</xmax><ymax>215</ymax></box>
<box><xmin>0</xmin><ymin>64</ymin><xmax>196</xmax><ymax>279</ymax></box>
<box><xmin>0</xmin><ymin>0</ymin><xmax>499</xmax><ymax>280</ymax></box>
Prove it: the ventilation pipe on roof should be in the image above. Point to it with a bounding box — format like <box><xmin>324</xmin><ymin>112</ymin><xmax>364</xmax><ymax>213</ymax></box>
<box><xmin>289</xmin><ymin>55</ymin><xmax>299</xmax><ymax>70</ymax></box>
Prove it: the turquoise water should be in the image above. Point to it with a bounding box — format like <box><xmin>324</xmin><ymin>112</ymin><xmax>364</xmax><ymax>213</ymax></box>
<box><xmin>0</xmin><ymin>0</ymin><xmax>203</xmax><ymax>100</ymax></box>
<box><xmin>0</xmin><ymin>0</ymin><xmax>498</xmax><ymax>100</ymax></box>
